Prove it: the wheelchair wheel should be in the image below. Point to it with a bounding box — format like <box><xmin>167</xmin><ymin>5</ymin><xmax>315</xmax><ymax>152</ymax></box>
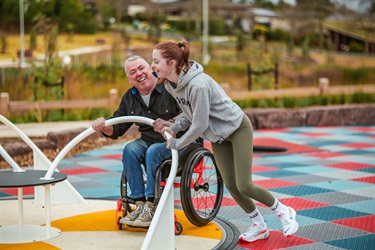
<box><xmin>120</xmin><ymin>171</ymin><xmax>135</xmax><ymax>217</ymax></box>
<box><xmin>180</xmin><ymin>147</ymin><xmax>223</xmax><ymax>226</ymax></box>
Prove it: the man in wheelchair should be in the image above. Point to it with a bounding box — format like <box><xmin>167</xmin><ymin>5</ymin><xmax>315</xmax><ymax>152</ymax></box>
<box><xmin>92</xmin><ymin>55</ymin><xmax>185</xmax><ymax>228</ymax></box>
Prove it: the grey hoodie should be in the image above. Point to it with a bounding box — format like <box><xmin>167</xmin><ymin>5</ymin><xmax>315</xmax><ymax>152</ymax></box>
<box><xmin>166</xmin><ymin>61</ymin><xmax>243</xmax><ymax>150</ymax></box>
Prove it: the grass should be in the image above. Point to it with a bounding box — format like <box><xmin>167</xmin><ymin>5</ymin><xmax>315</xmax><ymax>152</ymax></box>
<box><xmin>1</xmin><ymin>32</ymin><xmax>127</xmax><ymax>60</ymax></box>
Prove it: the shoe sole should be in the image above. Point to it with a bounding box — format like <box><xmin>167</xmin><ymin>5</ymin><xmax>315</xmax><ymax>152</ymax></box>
<box><xmin>239</xmin><ymin>230</ymin><xmax>269</xmax><ymax>243</ymax></box>
<box><xmin>120</xmin><ymin>219</ymin><xmax>134</xmax><ymax>226</ymax></box>
<box><xmin>285</xmin><ymin>207</ymin><xmax>299</xmax><ymax>237</ymax></box>
<box><xmin>133</xmin><ymin>221</ymin><xmax>151</xmax><ymax>228</ymax></box>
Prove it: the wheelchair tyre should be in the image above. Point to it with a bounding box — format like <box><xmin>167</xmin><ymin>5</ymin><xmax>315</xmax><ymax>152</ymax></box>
<box><xmin>180</xmin><ymin>148</ymin><xmax>223</xmax><ymax>226</ymax></box>
<box><xmin>118</xmin><ymin>216</ymin><xmax>123</xmax><ymax>230</ymax></box>
<box><xmin>120</xmin><ymin>171</ymin><xmax>135</xmax><ymax>217</ymax></box>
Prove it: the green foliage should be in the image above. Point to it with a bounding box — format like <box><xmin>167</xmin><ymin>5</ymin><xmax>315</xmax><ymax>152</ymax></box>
<box><xmin>349</xmin><ymin>41</ymin><xmax>365</xmax><ymax>53</ymax></box>
<box><xmin>235</xmin><ymin>92</ymin><xmax>375</xmax><ymax>109</ymax></box>
<box><xmin>9</xmin><ymin>108</ymin><xmax>112</xmax><ymax>123</ymax></box>
<box><xmin>342</xmin><ymin>67</ymin><xmax>374</xmax><ymax>84</ymax></box>
<box><xmin>0</xmin><ymin>33</ymin><xmax>7</xmax><ymax>53</ymax></box>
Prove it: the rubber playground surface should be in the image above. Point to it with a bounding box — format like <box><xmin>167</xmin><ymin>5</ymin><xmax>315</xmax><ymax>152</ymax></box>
<box><xmin>1</xmin><ymin>125</ymin><xmax>375</xmax><ymax>249</ymax></box>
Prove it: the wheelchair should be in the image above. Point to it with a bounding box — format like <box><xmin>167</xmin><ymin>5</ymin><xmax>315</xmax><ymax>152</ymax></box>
<box><xmin>116</xmin><ymin>141</ymin><xmax>224</xmax><ymax>235</ymax></box>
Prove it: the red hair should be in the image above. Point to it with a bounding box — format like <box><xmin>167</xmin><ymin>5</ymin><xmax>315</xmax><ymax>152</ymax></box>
<box><xmin>154</xmin><ymin>40</ymin><xmax>190</xmax><ymax>75</ymax></box>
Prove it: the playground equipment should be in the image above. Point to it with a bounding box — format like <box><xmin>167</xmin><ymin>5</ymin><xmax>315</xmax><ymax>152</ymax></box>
<box><xmin>0</xmin><ymin>115</ymin><xmax>182</xmax><ymax>249</ymax></box>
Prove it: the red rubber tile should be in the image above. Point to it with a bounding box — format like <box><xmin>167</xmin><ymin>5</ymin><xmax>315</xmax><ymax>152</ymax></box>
<box><xmin>238</xmin><ymin>230</ymin><xmax>315</xmax><ymax>249</ymax></box>
<box><xmin>0</xmin><ymin>187</ymin><xmax>34</xmax><ymax>196</ymax></box>
<box><xmin>253</xmin><ymin>165</ymin><xmax>279</xmax><ymax>172</ymax></box>
<box><xmin>350</xmin><ymin>176</ymin><xmax>375</xmax><ymax>184</ymax></box>
<box><xmin>304</xmin><ymin>152</ymin><xmax>348</xmax><ymax>158</ymax></box>
<box><xmin>333</xmin><ymin>215</ymin><xmax>375</xmax><ymax>233</ymax></box>
<box><xmin>325</xmin><ymin>162</ymin><xmax>374</xmax><ymax>170</ymax></box>
<box><xmin>100</xmin><ymin>154</ymin><xmax>122</xmax><ymax>160</ymax></box>
<box><xmin>60</xmin><ymin>167</ymin><xmax>110</xmax><ymax>175</ymax></box>
<box><xmin>340</xmin><ymin>142</ymin><xmax>375</xmax><ymax>149</ymax></box>
<box><xmin>254</xmin><ymin>179</ymin><xmax>299</xmax><ymax>189</ymax></box>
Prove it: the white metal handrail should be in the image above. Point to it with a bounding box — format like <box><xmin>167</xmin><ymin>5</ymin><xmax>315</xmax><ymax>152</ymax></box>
<box><xmin>0</xmin><ymin>114</ymin><xmax>86</xmax><ymax>204</ymax></box>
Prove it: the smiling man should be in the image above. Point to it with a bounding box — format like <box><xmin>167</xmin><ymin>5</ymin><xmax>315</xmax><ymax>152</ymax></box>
<box><xmin>92</xmin><ymin>55</ymin><xmax>184</xmax><ymax>228</ymax></box>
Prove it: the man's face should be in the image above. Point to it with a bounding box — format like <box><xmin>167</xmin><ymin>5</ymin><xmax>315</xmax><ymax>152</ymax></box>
<box><xmin>126</xmin><ymin>58</ymin><xmax>156</xmax><ymax>95</ymax></box>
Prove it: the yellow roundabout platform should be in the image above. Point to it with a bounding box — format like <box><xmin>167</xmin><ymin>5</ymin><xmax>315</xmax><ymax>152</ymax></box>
<box><xmin>0</xmin><ymin>199</ymin><xmax>232</xmax><ymax>250</ymax></box>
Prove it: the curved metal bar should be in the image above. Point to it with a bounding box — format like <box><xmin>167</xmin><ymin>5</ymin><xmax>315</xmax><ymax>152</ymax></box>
<box><xmin>42</xmin><ymin>116</ymin><xmax>154</xmax><ymax>179</ymax></box>
<box><xmin>0</xmin><ymin>145</ymin><xmax>25</xmax><ymax>172</ymax></box>
<box><xmin>0</xmin><ymin>115</ymin><xmax>51</xmax><ymax>167</ymax></box>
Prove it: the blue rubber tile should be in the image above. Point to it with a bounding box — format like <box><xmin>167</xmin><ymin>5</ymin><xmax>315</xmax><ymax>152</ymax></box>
<box><xmin>313</xmin><ymin>170</ymin><xmax>374</xmax><ymax>180</ymax></box>
<box><xmin>284</xmin><ymin>166</ymin><xmax>338</xmax><ymax>174</ymax></box>
<box><xmin>255</xmin><ymin>170</ymin><xmax>303</xmax><ymax>178</ymax></box>
<box><xmin>296</xmin><ymin>222</ymin><xmax>368</xmax><ymax>242</ymax></box>
<box><xmin>95</xmin><ymin>164</ymin><xmax>123</xmax><ymax>173</ymax></box>
<box><xmin>336</xmin><ymin>199</ymin><xmax>375</xmax><ymax>214</ymax></box>
<box><xmin>339</xmin><ymin>150</ymin><xmax>375</xmax><ymax>156</ymax></box>
<box><xmin>320</xmin><ymin>145</ymin><xmax>351</xmax><ymax>152</ymax></box>
<box><xmin>72</xmin><ymin>172</ymin><xmax>120</xmax><ymax>182</ymax></box>
<box><xmin>262</xmin><ymin>154</ymin><xmax>318</xmax><ymax>163</ymax></box>
<box><xmin>306</xmin><ymin>179</ymin><xmax>373</xmax><ymax>191</ymax></box>
<box><xmin>63</xmin><ymin>155</ymin><xmax>99</xmax><ymax>162</ymax></box>
<box><xmin>300</xmin><ymin>159</ymin><xmax>343</xmax><ymax>166</ymax></box>
<box><xmin>263</xmin><ymin>213</ymin><xmax>325</xmax><ymax>229</ymax></box>
<box><xmin>79</xmin><ymin>186</ymin><xmax>119</xmax><ymax>199</ymax></box>
<box><xmin>324</xmin><ymin>234</ymin><xmax>375</xmax><ymax>250</ymax></box>
<box><xmin>83</xmin><ymin>148</ymin><xmax>121</xmax><ymax>157</ymax></box>
<box><xmin>330</xmin><ymin>155</ymin><xmax>375</xmax><ymax>165</ymax></box>
<box><xmin>307</xmin><ymin>140</ymin><xmax>351</xmax><ymax>147</ymax></box>
<box><xmin>284</xmin><ymin>242</ymin><xmax>345</xmax><ymax>250</ymax></box>
<box><xmin>97</xmin><ymin>177</ymin><xmax>121</xmax><ymax>187</ymax></box>
<box><xmin>279</xmin><ymin>174</ymin><xmax>340</xmax><ymax>185</ymax></box>
<box><xmin>270</xmin><ymin>185</ymin><xmax>333</xmax><ymax>196</ymax></box>
<box><xmin>0</xmin><ymin>192</ymin><xmax>12</xmax><ymax>198</ymax></box>
<box><xmin>264</xmin><ymin>162</ymin><xmax>312</xmax><ymax>169</ymax></box>
<box><xmin>341</xmin><ymin>186</ymin><xmax>375</xmax><ymax>199</ymax></box>
<box><xmin>358</xmin><ymin>167</ymin><xmax>375</xmax><ymax>174</ymax></box>
<box><xmin>302</xmin><ymin>191</ymin><xmax>371</xmax><ymax>205</ymax></box>
<box><xmin>297</xmin><ymin>206</ymin><xmax>370</xmax><ymax>221</ymax></box>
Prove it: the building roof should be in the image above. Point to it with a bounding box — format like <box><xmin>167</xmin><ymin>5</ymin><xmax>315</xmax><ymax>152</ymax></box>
<box><xmin>324</xmin><ymin>20</ymin><xmax>375</xmax><ymax>43</ymax></box>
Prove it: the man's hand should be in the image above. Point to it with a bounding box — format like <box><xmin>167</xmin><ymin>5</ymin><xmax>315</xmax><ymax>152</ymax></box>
<box><xmin>153</xmin><ymin>118</ymin><xmax>173</xmax><ymax>134</ymax></box>
<box><xmin>92</xmin><ymin>117</ymin><xmax>114</xmax><ymax>136</ymax></box>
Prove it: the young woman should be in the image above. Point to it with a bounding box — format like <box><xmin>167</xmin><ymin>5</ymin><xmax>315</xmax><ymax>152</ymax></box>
<box><xmin>151</xmin><ymin>40</ymin><xmax>299</xmax><ymax>242</ymax></box>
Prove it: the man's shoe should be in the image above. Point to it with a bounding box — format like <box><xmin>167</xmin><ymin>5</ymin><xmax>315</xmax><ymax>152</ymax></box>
<box><xmin>278</xmin><ymin>206</ymin><xmax>299</xmax><ymax>237</ymax></box>
<box><xmin>239</xmin><ymin>223</ymin><xmax>269</xmax><ymax>242</ymax></box>
<box><xmin>119</xmin><ymin>201</ymin><xmax>144</xmax><ymax>226</ymax></box>
<box><xmin>133</xmin><ymin>201</ymin><xmax>155</xmax><ymax>228</ymax></box>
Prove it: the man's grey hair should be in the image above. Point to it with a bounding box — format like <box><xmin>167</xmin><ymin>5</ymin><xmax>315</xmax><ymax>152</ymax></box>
<box><xmin>124</xmin><ymin>55</ymin><xmax>148</xmax><ymax>77</ymax></box>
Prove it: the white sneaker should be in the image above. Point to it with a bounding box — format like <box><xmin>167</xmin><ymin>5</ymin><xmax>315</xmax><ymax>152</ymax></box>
<box><xmin>278</xmin><ymin>206</ymin><xmax>299</xmax><ymax>237</ymax></box>
<box><xmin>239</xmin><ymin>223</ymin><xmax>269</xmax><ymax>242</ymax></box>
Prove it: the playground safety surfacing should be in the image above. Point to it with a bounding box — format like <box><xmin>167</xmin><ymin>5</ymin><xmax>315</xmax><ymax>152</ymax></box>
<box><xmin>1</xmin><ymin>125</ymin><xmax>375</xmax><ymax>249</ymax></box>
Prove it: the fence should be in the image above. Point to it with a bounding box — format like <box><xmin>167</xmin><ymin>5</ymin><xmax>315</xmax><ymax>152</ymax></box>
<box><xmin>0</xmin><ymin>89</ymin><xmax>118</xmax><ymax>119</ymax></box>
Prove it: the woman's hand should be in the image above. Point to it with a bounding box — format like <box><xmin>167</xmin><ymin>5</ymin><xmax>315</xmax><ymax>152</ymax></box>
<box><xmin>92</xmin><ymin>117</ymin><xmax>113</xmax><ymax>136</ymax></box>
<box><xmin>161</xmin><ymin>126</ymin><xmax>175</xmax><ymax>141</ymax></box>
<box><xmin>153</xmin><ymin>118</ymin><xmax>173</xmax><ymax>134</ymax></box>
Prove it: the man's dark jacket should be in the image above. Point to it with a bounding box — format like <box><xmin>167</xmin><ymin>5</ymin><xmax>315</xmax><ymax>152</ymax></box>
<box><xmin>108</xmin><ymin>84</ymin><xmax>183</xmax><ymax>144</ymax></box>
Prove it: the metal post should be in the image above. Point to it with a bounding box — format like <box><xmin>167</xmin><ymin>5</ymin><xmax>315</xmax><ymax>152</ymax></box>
<box><xmin>19</xmin><ymin>0</ymin><xmax>25</xmax><ymax>68</ymax></box>
<box><xmin>202</xmin><ymin>0</ymin><xmax>210</xmax><ymax>65</ymax></box>
<box><xmin>247</xmin><ymin>63</ymin><xmax>252</xmax><ymax>91</ymax></box>
<box><xmin>274</xmin><ymin>62</ymin><xmax>279</xmax><ymax>90</ymax></box>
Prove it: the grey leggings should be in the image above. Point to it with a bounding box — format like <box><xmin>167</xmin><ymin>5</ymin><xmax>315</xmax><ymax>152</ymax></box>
<box><xmin>211</xmin><ymin>114</ymin><xmax>276</xmax><ymax>213</ymax></box>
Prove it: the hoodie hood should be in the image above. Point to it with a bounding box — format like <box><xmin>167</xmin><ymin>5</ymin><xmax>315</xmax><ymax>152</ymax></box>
<box><xmin>175</xmin><ymin>61</ymin><xmax>203</xmax><ymax>91</ymax></box>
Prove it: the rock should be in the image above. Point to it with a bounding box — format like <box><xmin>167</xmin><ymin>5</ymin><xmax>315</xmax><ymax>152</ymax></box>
<box><xmin>305</xmin><ymin>104</ymin><xmax>375</xmax><ymax>126</ymax></box>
